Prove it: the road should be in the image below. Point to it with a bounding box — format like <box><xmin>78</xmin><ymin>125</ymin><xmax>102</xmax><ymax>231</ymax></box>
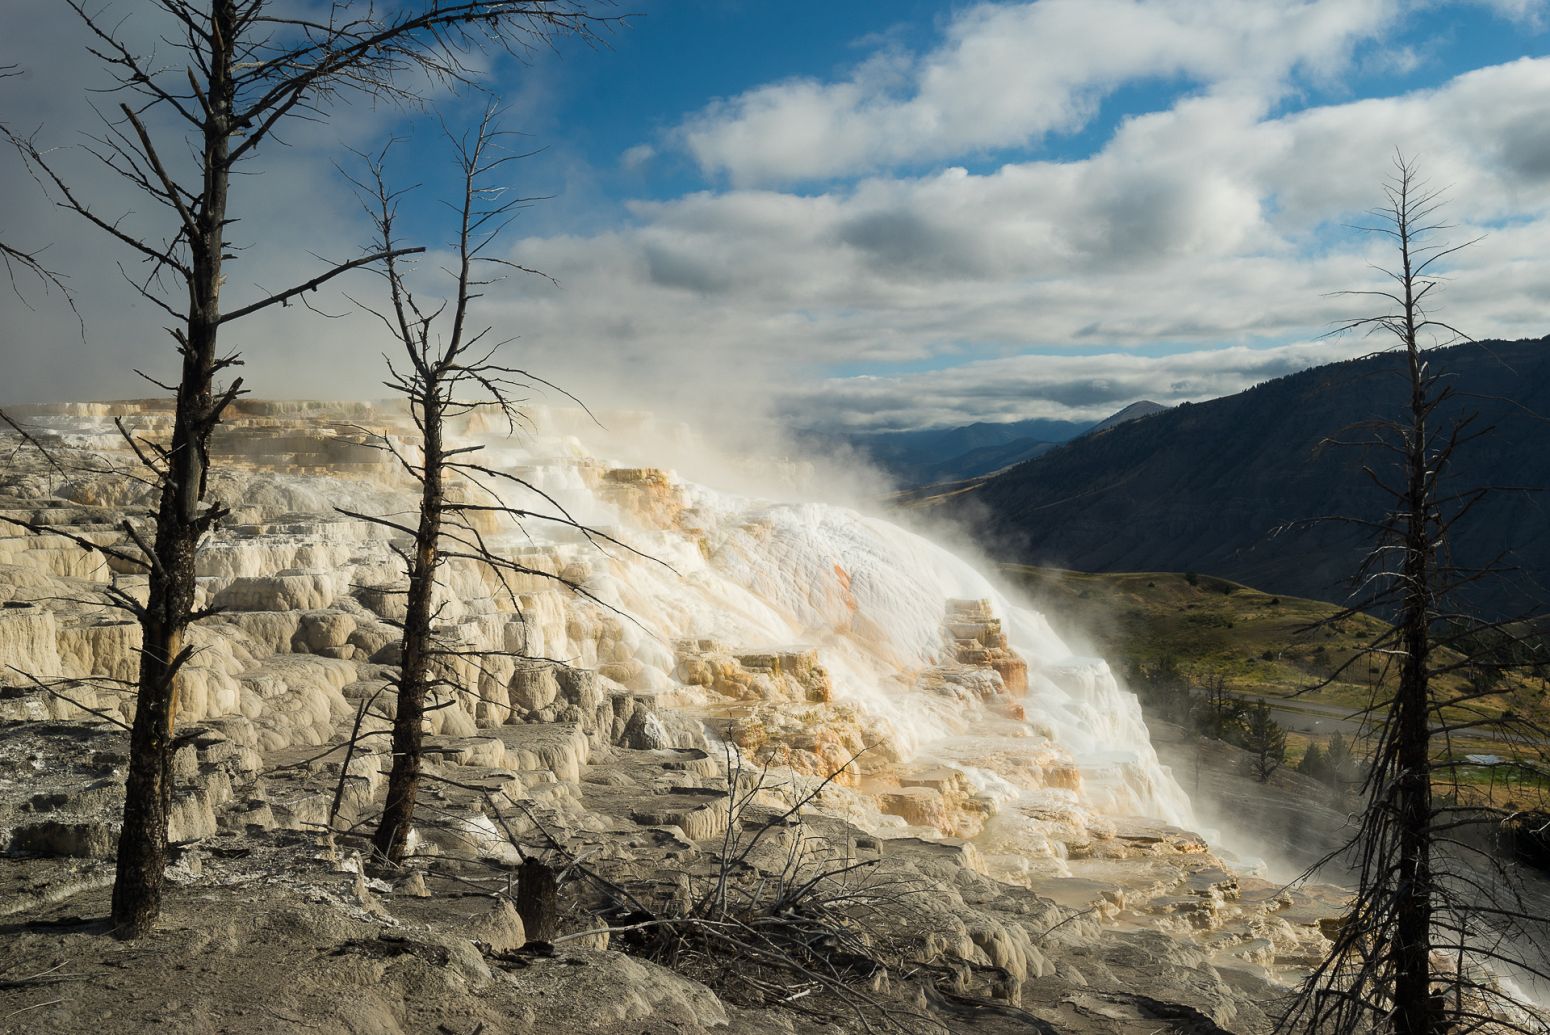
<box><xmin>1175</xmin><ymin>684</ymin><xmax>1372</xmax><ymax>737</ymax></box>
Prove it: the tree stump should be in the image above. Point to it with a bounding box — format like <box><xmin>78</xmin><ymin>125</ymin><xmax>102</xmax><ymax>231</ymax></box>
<box><xmin>516</xmin><ymin>857</ymin><xmax>558</xmax><ymax>945</ymax></box>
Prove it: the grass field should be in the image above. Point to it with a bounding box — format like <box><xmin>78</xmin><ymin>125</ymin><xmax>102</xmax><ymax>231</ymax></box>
<box><xmin>1001</xmin><ymin>564</ymin><xmax>1549</xmax><ymax>787</ymax></box>
<box><xmin>1004</xmin><ymin>565</ymin><xmax>1396</xmax><ymax>702</ymax></box>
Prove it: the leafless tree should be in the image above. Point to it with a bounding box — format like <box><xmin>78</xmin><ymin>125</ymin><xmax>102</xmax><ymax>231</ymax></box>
<box><xmin>1283</xmin><ymin>155</ymin><xmax>1550</xmax><ymax>1035</ymax></box>
<box><xmin>342</xmin><ymin>111</ymin><xmax>647</xmax><ymax>867</ymax></box>
<box><xmin>0</xmin><ymin>1</ymin><xmax>615</xmax><ymax>939</ymax></box>
<box><xmin>1193</xmin><ymin>669</ymin><xmax>1246</xmax><ymax>742</ymax></box>
<box><xmin>0</xmin><ymin>64</ymin><xmax>76</xmax><ymax>316</ymax></box>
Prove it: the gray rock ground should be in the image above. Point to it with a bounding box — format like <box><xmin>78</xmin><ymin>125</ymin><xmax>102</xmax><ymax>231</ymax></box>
<box><xmin>0</xmin><ymin>705</ymin><xmax>1338</xmax><ymax>1034</ymax></box>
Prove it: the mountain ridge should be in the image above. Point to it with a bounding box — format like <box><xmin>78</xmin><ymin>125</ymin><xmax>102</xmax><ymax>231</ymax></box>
<box><xmin>1084</xmin><ymin>400</ymin><xmax>1167</xmax><ymax>438</ymax></box>
<box><xmin>825</xmin><ymin>401</ymin><xmax>1171</xmax><ymax>488</ymax></box>
<box><xmin>938</xmin><ymin>337</ymin><xmax>1550</xmax><ymax>617</ymax></box>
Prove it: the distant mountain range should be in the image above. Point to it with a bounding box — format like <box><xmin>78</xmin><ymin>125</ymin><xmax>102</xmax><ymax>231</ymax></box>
<box><xmin>829</xmin><ymin>403</ymin><xmax>1164</xmax><ymax>487</ymax></box>
<box><xmin>933</xmin><ymin>338</ymin><xmax>1550</xmax><ymax>618</ymax></box>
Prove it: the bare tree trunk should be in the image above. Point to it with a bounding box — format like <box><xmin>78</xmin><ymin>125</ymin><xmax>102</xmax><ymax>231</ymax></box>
<box><xmin>517</xmin><ymin>857</ymin><xmax>559</xmax><ymax>944</ymax></box>
<box><xmin>372</xmin><ymin>393</ymin><xmax>444</xmax><ymax>864</ymax></box>
<box><xmin>111</xmin><ymin>0</ymin><xmax>235</xmax><ymax>937</ymax></box>
<box><xmin>1392</xmin><ymin>202</ymin><xmax>1438</xmax><ymax>1035</ymax></box>
<box><xmin>11</xmin><ymin>0</ymin><xmax>611</xmax><ymax>940</ymax></box>
<box><xmin>347</xmin><ymin>114</ymin><xmax>644</xmax><ymax>896</ymax></box>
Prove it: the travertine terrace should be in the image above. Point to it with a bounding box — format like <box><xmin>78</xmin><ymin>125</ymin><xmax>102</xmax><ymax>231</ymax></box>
<box><xmin>0</xmin><ymin>401</ymin><xmax>1347</xmax><ymax>1033</ymax></box>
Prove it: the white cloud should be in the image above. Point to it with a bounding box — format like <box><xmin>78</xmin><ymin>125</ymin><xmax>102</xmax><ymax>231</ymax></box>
<box><xmin>1465</xmin><ymin>0</ymin><xmax>1548</xmax><ymax>24</ymax></box>
<box><xmin>620</xmin><ymin>143</ymin><xmax>655</xmax><ymax>169</ymax></box>
<box><xmin>4</xmin><ymin>1</ymin><xmax>1547</xmax><ymax>440</ymax></box>
<box><xmin>789</xmin><ymin>339</ymin><xmax>1374</xmax><ymax>431</ymax></box>
<box><xmin>678</xmin><ymin>0</ymin><xmax>1398</xmax><ymax>186</ymax></box>
<box><xmin>461</xmin><ymin>56</ymin><xmax>1550</xmax><ymax>430</ymax></box>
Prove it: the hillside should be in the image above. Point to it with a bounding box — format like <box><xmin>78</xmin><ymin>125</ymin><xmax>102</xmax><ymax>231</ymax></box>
<box><xmin>1085</xmin><ymin>400</ymin><xmax>1167</xmax><ymax>437</ymax></box>
<box><xmin>1005</xmin><ymin>566</ymin><xmax>1390</xmax><ymax>707</ymax></box>
<box><xmin>1005</xmin><ymin>565</ymin><xmax>1548</xmax><ymax>808</ymax></box>
<box><xmin>944</xmin><ymin>338</ymin><xmax>1550</xmax><ymax>618</ymax></box>
<box><xmin>824</xmin><ymin>416</ymin><xmax>1091</xmax><ymax>486</ymax></box>
<box><xmin>1005</xmin><ymin>566</ymin><xmax>1538</xmax><ymax>715</ymax></box>
<box><xmin>829</xmin><ymin>402</ymin><xmax>1169</xmax><ymax>488</ymax></box>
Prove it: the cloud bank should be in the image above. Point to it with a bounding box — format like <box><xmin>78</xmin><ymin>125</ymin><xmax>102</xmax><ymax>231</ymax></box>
<box><xmin>2</xmin><ymin>1</ymin><xmax>1547</xmax><ymax>435</ymax></box>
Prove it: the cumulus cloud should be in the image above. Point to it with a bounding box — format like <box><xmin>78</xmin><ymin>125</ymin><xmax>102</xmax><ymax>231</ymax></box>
<box><xmin>3</xmin><ymin>1</ymin><xmax>1547</xmax><ymax>441</ymax></box>
<box><xmin>1467</xmin><ymin>0</ymin><xmax>1548</xmax><ymax>23</ymax></box>
<box><xmin>449</xmin><ymin>55</ymin><xmax>1550</xmax><ymax>431</ymax></box>
<box><xmin>678</xmin><ymin>0</ymin><xmax>1398</xmax><ymax>186</ymax></box>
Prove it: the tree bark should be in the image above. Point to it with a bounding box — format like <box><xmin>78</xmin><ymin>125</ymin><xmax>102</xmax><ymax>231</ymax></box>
<box><xmin>371</xmin><ymin>392</ymin><xmax>445</xmax><ymax>864</ymax></box>
<box><xmin>516</xmin><ymin>857</ymin><xmax>559</xmax><ymax>945</ymax></box>
<box><xmin>110</xmin><ymin>0</ymin><xmax>236</xmax><ymax>939</ymax></box>
<box><xmin>1392</xmin><ymin>195</ymin><xmax>1438</xmax><ymax>1035</ymax></box>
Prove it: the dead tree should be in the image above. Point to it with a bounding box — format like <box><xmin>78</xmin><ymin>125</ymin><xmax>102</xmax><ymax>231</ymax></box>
<box><xmin>343</xmin><ymin>114</ymin><xmax>646</xmax><ymax>867</ymax></box>
<box><xmin>1193</xmin><ymin>670</ymin><xmax>1246</xmax><ymax>742</ymax></box>
<box><xmin>516</xmin><ymin>855</ymin><xmax>561</xmax><ymax>944</ymax></box>
<box><xmin>2</xmin><ymin>1</ymin><xmax>614</xmax><ymax>939</ymax></box>
<box><xmin>1283</xmin><ymin>156</ymin><xmax>1550</xmax><ymax>1035</ymax></box>
<box><xmin>0</xmin><ymin>64</ymin><xmax>74</xmax><ymax>315</ymax></box>
<box><xmin>0</xmin><ymin>235</ymin><xmax>69</xmax><ymax>307</ymax></box>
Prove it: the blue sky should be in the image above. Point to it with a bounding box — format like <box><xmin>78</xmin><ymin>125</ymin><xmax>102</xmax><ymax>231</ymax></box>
<box><xmin>544</xmin><ymin>0</ymin><xmax>1546</xmax><ymax>198</ymax></box>
<box><xmin>387</xmin><ymin>0</ymin><xmax>1550</xmax><ymax>241</ymax></box>
<box><xmin>4</xmin><ymin>1</ymin><xmax>1550</xmax><ymax>431</ymax></box>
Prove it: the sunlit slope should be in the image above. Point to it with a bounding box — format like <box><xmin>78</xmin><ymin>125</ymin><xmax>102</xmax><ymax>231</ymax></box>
<box><xmin>1003</xmin><ymin>565</ymin><xmax>1547</xmax><ymax>758</ymax></box>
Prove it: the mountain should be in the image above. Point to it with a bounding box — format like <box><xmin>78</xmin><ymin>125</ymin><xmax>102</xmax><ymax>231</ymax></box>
<box><xmin>833</xmin><ymin>404</ymin><xmax>1166</xmax><ymax>488</ymax></box>
<box><xmin>828</xmin><ymin>416</ymin><xmax>1091</xmax><ymax>486</ymax></box>
<box><xmin>1083</xmin><ymin>400</ymin><xmax>1167</xmax><ymax>437</ymax></box>
<box><xmin>940</xmin><ymin>338</ymin><xmax>1550</xmax><ymax>618</ymax></box>
<box><xmin>909</xmin><ymin>435</ymin><xmax>1065</xmax><ymax>482</ymax></box>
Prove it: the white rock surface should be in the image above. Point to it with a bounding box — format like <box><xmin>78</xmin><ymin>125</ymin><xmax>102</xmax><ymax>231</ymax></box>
<box><xmin>0</xmin><ymin>401</ymin><xmax>1193</xmax><ymax>871</ymax></box>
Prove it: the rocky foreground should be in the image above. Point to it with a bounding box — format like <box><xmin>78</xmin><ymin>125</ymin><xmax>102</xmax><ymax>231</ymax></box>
<box><xmin>0</xmin><ymin>402</ymin><xmax>1350</xmax><ymax>1034</ymax></box>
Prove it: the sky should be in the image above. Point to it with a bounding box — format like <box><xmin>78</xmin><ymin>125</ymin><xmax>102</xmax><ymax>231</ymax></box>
<box><xmin>2</xmin><ymin>0</ymin><xmax>1549</xmax><ymax>433</ymax></box>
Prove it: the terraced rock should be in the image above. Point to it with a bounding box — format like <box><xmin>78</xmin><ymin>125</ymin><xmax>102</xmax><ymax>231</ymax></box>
<box><xmin>0</xmin><ymin>401</ymin><xmax>1364</xmax><ymax>1032</ymax></box>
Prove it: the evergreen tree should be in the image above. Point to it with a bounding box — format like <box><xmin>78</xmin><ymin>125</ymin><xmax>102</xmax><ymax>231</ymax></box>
<box><xmin>1245</xmin><ymin>702</ymin><xmax>1287</xmax><ymax>783</ymax></box>
<box><xmin>1298</xmin><ymin>742</ymin><xmax>1327</xmax><ymax>781</ymax></box>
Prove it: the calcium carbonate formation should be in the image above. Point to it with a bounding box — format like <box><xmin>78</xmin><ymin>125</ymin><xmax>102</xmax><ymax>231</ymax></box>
<box><xmin>0</xmin><ymin>400</ymin><xmax>1192</xmax><ymax>883</ymax></box>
